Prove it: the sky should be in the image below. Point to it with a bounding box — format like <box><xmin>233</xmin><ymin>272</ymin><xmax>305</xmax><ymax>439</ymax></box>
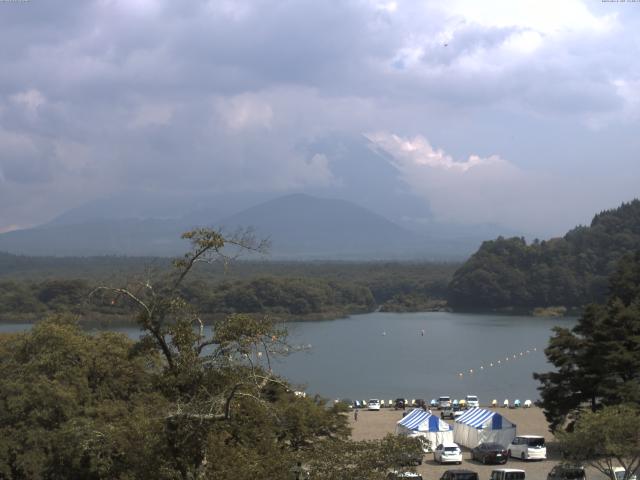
<box><xmin>0</xmin><ymin>0</ymin><xmax>639</xmax><ymax>237</ymax></box>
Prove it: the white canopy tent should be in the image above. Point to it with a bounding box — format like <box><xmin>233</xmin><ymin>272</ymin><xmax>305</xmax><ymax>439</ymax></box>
<box><xmin>453</xmin><ymin>408</ymin><xmax>516</xmax><ymax>448</ymax></box>
<box><xmin>396</xmin><ymin>409</ymin><xmax>454</xmax><ymax>450</ymax></box>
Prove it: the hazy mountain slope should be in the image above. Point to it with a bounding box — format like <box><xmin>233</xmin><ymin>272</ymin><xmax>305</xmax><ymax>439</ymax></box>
<box><xmin>217</xmin><ymin>193</ymin><xmax>426</xmax><ymax>258</ymax></box>
<box><xmin>0</xmin><ymin>219</ymin><xmax>189</xmax><ymax>257</ymax></box>
<box><xmin>448</xmin><ymin>199</ymin><xmax>640</xmax><ymax>309</ymax></box>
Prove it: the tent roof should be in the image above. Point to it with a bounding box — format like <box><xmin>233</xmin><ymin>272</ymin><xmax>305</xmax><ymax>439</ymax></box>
<box><xmin>455</xmin><ymin>408</ymin><xmax>513</xmax><ymax>429</ymax></box>
<box><xmin>397</xmin><ymin>409</ymin><xmax>452</xmax><ymax>432</ymax></box>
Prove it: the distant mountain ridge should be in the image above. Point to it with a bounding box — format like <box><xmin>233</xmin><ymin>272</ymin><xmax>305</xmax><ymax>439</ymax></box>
<box><xmin>448</xmin><ymin>199</ymin><xmax>640</xmax><ymax>309</ymax></box>
<box><xmin>0</xmin><ymin>193</ymin><xmax>468</xmax><ymax>259</ymax></box>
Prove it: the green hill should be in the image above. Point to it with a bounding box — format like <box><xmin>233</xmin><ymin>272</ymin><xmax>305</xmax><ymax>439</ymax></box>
<box><xmin>448</xmin><ymin>199</ymin><xmax>640</xmax><ymax>309</ymax></box>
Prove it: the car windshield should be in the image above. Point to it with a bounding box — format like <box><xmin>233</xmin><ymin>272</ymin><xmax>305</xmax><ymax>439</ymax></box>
<box><xmin>439</xmin><ymin>397</ymin><xmax>450</xmax><ymax>401</ymax></box>
<box><xmin>526</xmin><ymin>437</ymin><xmax>545</xmax><ymax>447</ymax></box>
<box><xmin>455</xmin><ymin>474</ymin><xmax>478</xmax><ymax>480</ymax></box>
<box><xmin>444</xmin><ymin>447</ymin><xmax>459</xmax><ymax>452</ymax></box>
<box><xmin>486</xmin><ymin>443</ymin><xmax>504</xmax><ymax>450</ymax></box>
<box><xmin>562</xmin><ymin>469</ymin><xmax>585</xmax><ymax>479</ymax></box>
<box><xmin>504</xmin><ymin>473</ymin><xmax>525</xmax><ymax>480</ymax></box>
<box><xmin>613</xmin><ymin>471</ymin><xmax>628</xmax><ymax>480</ymax></box>
<box><xmin>369</xmin><ymin>399</ymin><xmax>379</xmax><ymax>403</ymax></box>
<box><xmin>467</xmin><ymin>396</ymin><xmax>478</xmax><ymax>401</ymax></box>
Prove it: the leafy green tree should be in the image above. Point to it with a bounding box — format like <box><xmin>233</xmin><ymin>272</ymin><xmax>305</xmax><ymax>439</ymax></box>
<box><xmin>535</xmin><ymin>252</ymin><xmax>640</xmax><ymax>431</ymax></box>
<box><xmin>557</xmin><ymin>404</ymin><xmax>640</xmax><ymax>480</ymax></box>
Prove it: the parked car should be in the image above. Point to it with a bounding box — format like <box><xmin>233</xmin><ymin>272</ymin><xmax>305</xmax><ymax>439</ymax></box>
<box><xmin>438</xmin><ymin>396</ymin><xmax>452</xmax><ymax>409</ymax></box>
<box><xmin>439</xmin><ymin>469</ymin><xmax>479</xmax><ymax>480</ymax></box>
<box><xmin>547</xmin><ymin>464</ymin><xmax>586</xmax><ymax>480</ymax></box>
<box><xmin>368</xmin><ymin>399</ymin><xmax>381</xmax><ymax>411</ymax></box>
<box><xmin>508</xmin><ymin>435</ymin><xmax>547</xmax><ymax>461</ymax></box>
<box><xmin>415</xmin><ymin>398</ymin><xmax>427</xmax><ymax>409</ymax></box>
<box><xmin>442</xmin><ymin>404</ymin><xmax>463</xmax><ymax>419</ymax></box>
<box><xmin>490</xmin><ymin>469</ymin><xmax>526</xmax><ymax>480</ymax></box>
<box><xmin>395</xmin><ymin>398</ymin><xmax>407</xmax><ymax>410</ymax></box>
<box><xmin>441</xmin><ymin>406</ymin><xmax>455</xmax><ymax>419</ymax></box>
<box><xmin>434</xmin><ymin>442</ymin><xmax>462</xmax><ymax>464</ymax></box>
<box><xmin>470</xmin><ymin>442</ymin><xmax>508</xmax><ymax>464</ymax></box>
<box><xmin>430</xmin><ymin>399</ymin><xmax>438</xmax><ymax>408</ymax></box>
<box><xmin>465</xmin><ymin>395</ymin><xmax>479</xmax><ymax>408</ymax></box>
<box><xmin>387</xmin><ymin>472</ymin><xmax>423</xmax><ymax>480</ymax></box>
<box><xmin>605</xmin><ymin>467</ymin><xmax>638</xmax><ymax>480</ymax></box>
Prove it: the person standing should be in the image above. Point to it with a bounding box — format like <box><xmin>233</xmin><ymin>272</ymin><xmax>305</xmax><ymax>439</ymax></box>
<box><xmin>354</xmin><ymin>408</ymin><xmax>358</xmax><ymax>421</ymax></box>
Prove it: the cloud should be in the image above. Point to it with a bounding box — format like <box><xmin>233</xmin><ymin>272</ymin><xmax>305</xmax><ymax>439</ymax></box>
<box><xmin>365</xmin><ymin>131</ymin><xmax>526</xmax><ymax>225</ymax></box>
<box><xmin>0</xmin><ymin>0</ymin><xmax>638</xmax><ymax>235</ymax></box>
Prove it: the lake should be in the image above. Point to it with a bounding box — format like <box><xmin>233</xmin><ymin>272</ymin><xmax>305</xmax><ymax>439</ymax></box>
<box><xmin>1</xmin><ymin>311</ymin><xmax>576</xmax><ymax>404</ymax></box>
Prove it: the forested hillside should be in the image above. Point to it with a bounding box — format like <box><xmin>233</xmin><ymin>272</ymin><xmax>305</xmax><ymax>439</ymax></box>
<box><xmin>449</xmin><ymin>200</ymin><xmax>640</xmax><ymax>309</ymax></box>
<box><xmin>0</xmin><ymin>259</ymin><xmax>455</xmax><ymax>322</ymax></box>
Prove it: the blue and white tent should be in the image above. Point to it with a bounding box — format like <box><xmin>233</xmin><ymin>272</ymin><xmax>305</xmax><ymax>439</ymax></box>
<box><xmin>453</xmin><ymin>407</ymin><xmax>516</xmax><ymax>448</ymax></box>
<box><xmin>396</xmin><ymin>409</ymin><xmax>454</xmax><ymax>449</ymax></box>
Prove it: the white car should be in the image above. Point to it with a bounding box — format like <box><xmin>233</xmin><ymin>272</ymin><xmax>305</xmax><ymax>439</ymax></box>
<box><xmin>606</xmin><ymin>467</ymin><xmax>638</xmax><ymax>480</ymax></box>
<box><xmin>438</xmin><ymin>396</ymin><xmax>452</xmax><ymax>409</ymax></box>
<box><xmin>508</xmin><ymin>435</ymin><xmax>547</xmax><ymax>461</ymax></box>
<box><xmin>466</xmin><ymin>395</ymin><xmax>479</xmax><ymax>408</ymax></box>
<box><xmin>433</xmin><ymin>442</ymin><xmax>462</xmax><ymax>464</ymax></box>
<box><xmin>368</xmin><ymin>399</ymin><xmax>381</xmax><ymax>411</ymax></box>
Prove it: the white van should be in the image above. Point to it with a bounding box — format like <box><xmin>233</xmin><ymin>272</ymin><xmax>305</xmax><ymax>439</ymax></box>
<box><xmin>490</xmin><ymin>469</ymin><xmax>526</xmax><ymax>480</ymax></box>
<box><xmin>465</xmin><ymin>395</ymin><xmax>479</xmax><ymax>408</ymax></box>
<box><xmin>368</xmin><ymin>399</ymin><xmax>381</xmax><ymax>411</ymax></box>
<box><xmin>508</xmin><ymin>435</ymin><xmax>547</xmax><ymax>460</ymax></box>
<box><xmin>438</xmin><ymin>396</ymin><xmax>452</xmax><ymax>409</ymax></box>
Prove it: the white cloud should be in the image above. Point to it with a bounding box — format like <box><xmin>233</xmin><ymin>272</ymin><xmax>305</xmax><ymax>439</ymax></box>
<box><xmin>216</xmin><ymin>94</ymin><xmax>274</xmax><ymax>131</ymax></box>
<box><xmin>10</xmin><ymin>89</ymin><xmax>46</xmax><ymax>113</ymax></box>
<box><xmin>441</xmin><ymin>0</ymin><xmax>615</xmax><ymax>35</ymax></box>
<box><xmin>128</xmin><ymin>103</ymin><xmax>174</xmax><ymax>128</ymax></box>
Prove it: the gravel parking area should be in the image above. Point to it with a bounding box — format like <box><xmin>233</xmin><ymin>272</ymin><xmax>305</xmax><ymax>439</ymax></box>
<box><xmin>348</xmin><ymin>407</ymin><xmax>608</xmax><ymax>480</ymax></box>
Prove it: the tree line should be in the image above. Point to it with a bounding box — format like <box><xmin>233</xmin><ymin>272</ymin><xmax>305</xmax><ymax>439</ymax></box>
<box><xmin>0</xmin><ymin>263</ymin><xmax>455</xmax><ymax>323</ymax></box>
<box><xmin>449</xmin><ymin>199</ymin><xmax>640</xmax><ymax>309</ymax></box>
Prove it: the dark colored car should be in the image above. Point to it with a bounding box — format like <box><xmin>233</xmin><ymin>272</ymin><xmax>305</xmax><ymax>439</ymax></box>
<box><xmin>440</xmin><ymin>469</ymin><xmax>479</xmax><ymax>480</ymax></box>
<box><xmin>415</xmin><ymin>398</ymin><xmax>427</xmax><ymax>408</ymax></box>
<box><xmin>396</xmin><ymin>438</ymin><xmax>424</xmax><ymax>466</ymax></box>
<box><xmin>547</xmin><ymin>464</ymin><xmax>586</xmax><ymax>480</ymax></box>
<box><xmin>471</xmin><ymin>442</ymin><xmax>508</xmax><ymax>465</ymax></box>
<box><xmin>395</xmin><ymin>398</ymin><xmax>407</xmax><ymax>410</ymax></box>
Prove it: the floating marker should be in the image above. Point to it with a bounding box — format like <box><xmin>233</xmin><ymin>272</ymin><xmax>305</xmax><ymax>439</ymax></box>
<box><xmin>469</xmin><ymin>369</ymin><xmax>474</xmax><ymax>374</ymax></box>
<box><xmin>490</xmin><ymin>363</ymin><xmax>494</xmax><ymax>367</ymax></box>
<box><xmin>458</xmin><ymin>372</ymin><xmax>463</xmax><ymax>377</ymax></box>
<box><xmin>480</xmin><ymin>366</ymin><xmax>484</xmax><ymax>370</ymax></box>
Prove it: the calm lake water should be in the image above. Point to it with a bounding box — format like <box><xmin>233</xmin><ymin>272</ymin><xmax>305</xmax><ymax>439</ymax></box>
<box><xmin>1</xmin><ymin>311</ymin><xmax>576</xmax><ymax>404</ymax></box>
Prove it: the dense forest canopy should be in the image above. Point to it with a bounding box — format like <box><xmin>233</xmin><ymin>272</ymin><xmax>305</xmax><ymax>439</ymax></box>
<box><xmin>535</xmin><ymin>251</ymin><xmax>640</xmax><ymax>433</ymax></box>
<box><xmin>0</xmin><ymin>256</ymin><xmax>456</xmax><ymax>323</ymax></box>
<box><xmin>449</xmin><ymin>200</ymin><xmax>640</xmax><ymax>309</ymax></box>
<box><xmin>0</xmin><ymin>229</ymin><xmax>425</xmax><ymax>479</ymax></box>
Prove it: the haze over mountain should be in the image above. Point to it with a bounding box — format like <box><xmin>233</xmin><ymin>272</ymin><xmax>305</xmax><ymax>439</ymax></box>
<box><xmin>0</xmin><ymin>134</ymin><xmax>522</xmax><ymax>259</ymax></box>
<box><xmin>0</xmin><ymin>192</ymin><xmax>510</xmax><ymax>259</ymax></box>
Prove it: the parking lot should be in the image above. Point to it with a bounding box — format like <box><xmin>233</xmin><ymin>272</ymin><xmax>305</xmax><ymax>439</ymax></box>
<box><xmin>349</xmin><ymin>407</ymin><xmax>611</xmax><ymax>480</ymax></box>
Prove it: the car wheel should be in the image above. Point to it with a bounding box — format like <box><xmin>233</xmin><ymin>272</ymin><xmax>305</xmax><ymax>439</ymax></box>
<box><xmin>521</xmin><ymin>453</ymin><xmax>526</xmax><ymax>461</ymax></box>
<box><xmin>502</xmin><ymin>460</ymin><xmax>508</xmax><ymax>465</ymax></box>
